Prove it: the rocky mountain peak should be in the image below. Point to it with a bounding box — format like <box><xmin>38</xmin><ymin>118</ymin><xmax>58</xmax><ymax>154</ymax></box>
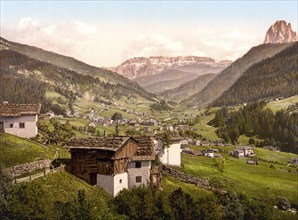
<box><xmin>113</xmin><ymin>56</ymin><xmax>219</xmax><ymax>79</ymax></box>
<box><xmin>264</xmin><ymin>20</ymin><xmax>297</xmax><ymax>44</ymax></box>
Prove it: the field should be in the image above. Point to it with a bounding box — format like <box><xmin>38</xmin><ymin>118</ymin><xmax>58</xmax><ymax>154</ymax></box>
<box><xmin>177</xmin><ymin>150</ymin><xmax>298</xmax><ymax>205</ymax></box>
<box><xmin>0</xmin><ymin>133</ymin><xmax>69</xmax><ymax>168</ymax></box>
<box><xmin>265</xmin><ymin>95</ymin><xmax>297</xmax><ymax>113</ymax></box>
<box><xmin>162</xmin><ymin>176</ymin><xmax>213</xmax><ymax>201</ymax></box>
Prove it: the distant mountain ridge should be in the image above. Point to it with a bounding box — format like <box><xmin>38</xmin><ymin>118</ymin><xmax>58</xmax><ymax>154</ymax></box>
<box><xmin>112</xmin><ymin>56</ymin><xmax>219</xmax><ymax>80</ymax></box>
<box><xmin>112</xmin><ymin>55</ymin><xmax>230</xmax><ymax>94</ymax></box>
<box><xmin>264</xmin><ymin>20</ymin><xmax>297</xmax><ymax>44</ymax></box>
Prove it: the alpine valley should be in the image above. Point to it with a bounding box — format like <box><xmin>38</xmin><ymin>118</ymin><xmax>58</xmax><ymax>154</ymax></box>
<box><xmin>1</xmin><ymin>12</ymin><xmax>298</xmax><ymax>220</ymax></box>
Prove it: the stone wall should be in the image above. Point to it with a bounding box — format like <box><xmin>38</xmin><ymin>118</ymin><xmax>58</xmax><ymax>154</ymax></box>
<box><xmin>160</xmin><ymin>165</ymin><xmax>210</xmax><ymax>190</ymax></box>
<box><xmin>7</xmin><ymin>159</ymin><xmax>52</xmax><ymax>177</ymax></box>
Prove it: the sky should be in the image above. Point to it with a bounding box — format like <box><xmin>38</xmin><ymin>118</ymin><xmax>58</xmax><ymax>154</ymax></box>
<box><xmin>1</xmin><ymin>1</ymin><xmax>297</xmax><ymax>67</ymax></box>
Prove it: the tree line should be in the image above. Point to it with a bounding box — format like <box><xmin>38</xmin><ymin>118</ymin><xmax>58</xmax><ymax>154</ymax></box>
<box><xmin>1</xmin><ymin>169</ymin><xmax>274</xmax><ymax>220</ymax></box>
<box><xmin>210</xmin><ymin>102</ymin><xmax>297</xmax><ymax>153</ymax></box>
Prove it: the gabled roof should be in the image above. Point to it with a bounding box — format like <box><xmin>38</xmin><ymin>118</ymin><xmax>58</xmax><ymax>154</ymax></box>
<box><xmin>68</xmin><ymin>137</ymin><xmax>131</xmax><ymax>151</ymax></box>
<box><xmin>236</xmin><ymin>145</ymin><xmax>253</xmax><ymax>151</ymax></box>
<box><xmin>132</xmin><ymin>136</ymin><xmax>155</xmax><ymax>160</ymax></box>
<box><xmin>155</xmin><ymin>132</ymin><xmax>182</xmax><ymax>143</ymax></box>
<box><xmin>0</xmin><ymin>103</ymin><xmax>41</xmax><ymax>117</ymax></box>
<box><xmin>68</xmin><ymin>136</ymin><xmax>155</xmax><ymax>161</ymax></box>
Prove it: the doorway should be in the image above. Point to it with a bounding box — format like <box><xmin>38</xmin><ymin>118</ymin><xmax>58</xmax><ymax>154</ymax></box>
<box><xmin>89</xmin><ymin>173</ymin><xmax>97</xmax><ymax>185</ymax></box>
<box><xmin>0</xmin><ymin>122</ymin><xmax>4</xmax><ymax>132</ymax></box>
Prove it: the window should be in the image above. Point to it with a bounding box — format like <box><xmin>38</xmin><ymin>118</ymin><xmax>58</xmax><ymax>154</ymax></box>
<box><xmin>119</xmin><ymin>179</ymin><xmax>122</xmax><ymax>184</ymax></box>
<box><xmin>10</xmin><ymin>124</ymin><xmax>13</xmax><ymax>128</ymax></box>
<box><xmin>136</xmin><ymin>176</ymin><xmax>142</xmax><ymax>183</ymax></box>
<box><xmin>135</xmin><ymin>161</ymin><xmax>141</xmax><ymax>168</ymax></box>
<box><xmin>19</xmin><ymin>123</ymin><xmax>25</xmax><ymax>128</ymax></box>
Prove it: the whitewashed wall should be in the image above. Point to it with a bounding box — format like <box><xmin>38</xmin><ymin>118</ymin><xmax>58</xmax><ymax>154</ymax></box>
<box><xmin>0</xmin><ymin>115</ymin><xmax>38</xmax><ymax>138</ymax></box>
<box><xmin>127</xmin><ymin>161</ymin><xmax>151</xmax><ymax>188</ymax></box>
<box><xmin>157</xmin><ymin>141</ymin><xmax>182</xmax><ymax>166</ymax></box>
<box><xmin>97</xmin><ymin>172</ymin><xmax>128</xmax><ymax>196</ymax></box>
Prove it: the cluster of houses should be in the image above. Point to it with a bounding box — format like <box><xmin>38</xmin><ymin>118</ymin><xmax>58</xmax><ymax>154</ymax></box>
<box><xmin>231</xmin><ymin>146</ymin><xmax>255</xmax><ymax>158</ymax></box>
<box><xmin>0</xmin><ymin>102</ymin><xmax>183</xmax><ymax>196</ymax></box>
<box><xmin>3</xmin><ymin>102</ymin><xmax>298</xmax><ymax>196</ymax></box>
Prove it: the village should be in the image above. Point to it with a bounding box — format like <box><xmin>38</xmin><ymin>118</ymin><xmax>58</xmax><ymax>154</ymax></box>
<box><xmin>1</xmin><ymin>102</ymin><xmax>297</xmax><ymax>199</ymax></box>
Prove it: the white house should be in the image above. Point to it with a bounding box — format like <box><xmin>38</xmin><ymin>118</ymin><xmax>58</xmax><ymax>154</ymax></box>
<box><xmin>68</xmin><ymin>136</ymin><xmax>155</xmax><ymax>196</ymax></box>
<box><xmin>202</xmin><ymin>149</ymin><xmax>214</xmax><ymax>158</ymax></box>
<box><xmin>0</xmin><ymin>103</ymin><xmax>41</xmax><ymax>138</ymax></box>
<box><xmin>155</xmin><ymin>133</ymin><xmax>182</xmax><ymax>166</ymax></box>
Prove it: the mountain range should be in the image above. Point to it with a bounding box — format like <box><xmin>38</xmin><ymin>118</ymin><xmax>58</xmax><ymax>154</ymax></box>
<box><xmin>1</xmin><ymin>20</ymin><xmax>297</xmax><ymax>110</ymax></box>
<box><xmin>112</xmin><ymin>56</ymin><xmax>231</xmax><ymax>93</ymax></box>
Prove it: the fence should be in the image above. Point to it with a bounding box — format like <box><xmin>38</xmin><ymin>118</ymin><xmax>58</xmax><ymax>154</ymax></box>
<box><xmin>14</xmin><ymin>165</ymin><xmax>65</xmax><ymax>184</ymax></box>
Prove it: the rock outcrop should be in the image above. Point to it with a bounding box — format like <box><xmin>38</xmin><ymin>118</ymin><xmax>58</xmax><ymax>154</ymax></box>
<box><xmin>264</xmin><ymin>20</ymin><xmax>297</xmax><ymax>44</ymax></box>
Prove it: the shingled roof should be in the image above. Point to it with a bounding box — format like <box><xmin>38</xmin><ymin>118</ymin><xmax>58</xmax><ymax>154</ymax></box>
<box><xmin>155</xmin><ymin>132</ymin><xmax>182</xmax><ymax>143</ymax></box>
<box><xmin>133</xmin><ymin>136</ymin><xmax>155</xmax><ymax>161</ymax></box>
<box><xmin>68</xmin><ymin>137</ymin><xmax>131</xmax><ymax>151</ymax></box>
<box><xmin>68</xmin><ymin>136</ymin><xmax>156</xmax><ymax>160</ymax></box>
<box><xmin>0</xmin><ymin>103</ymin><xmax>41</xmax><ymax>117</ymax></box>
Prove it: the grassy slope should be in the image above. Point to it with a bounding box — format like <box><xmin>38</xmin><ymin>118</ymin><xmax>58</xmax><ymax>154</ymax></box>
<box><xmin>265</xmin><ymin>95</ymin><xmax>298</xmax><ymax>113</ymax></box>
<box><xmin>0</xmin><ymin>133</ymin><xmax>69</xmax><ymax>168</ymax></box>
<box><xmin>179</xmin><ymin>150</ymin><xmax>298</xmax><ymax>205</ymax></box>
<box><xmin>162</xmin><ymin>176</ymin><xmax>213</xmax><ymax>201</ymax></box>
<box><xmin>193</xmin><ymin>113</ymin><xmax>219</xmax><ymax>141</ymax></box>
<box><xmin>31</xmin><ymin>172</ymin><xmax>112</xmax><ymax>203</ymax></box>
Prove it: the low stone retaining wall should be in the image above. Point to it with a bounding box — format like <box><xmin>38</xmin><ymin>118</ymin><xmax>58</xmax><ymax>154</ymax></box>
<box><xmin>160</xmin><ymin>165</ymin><xmax>211</xmax><ymax>190</ymax></box>
<box><xmin>7</xmin><ymin>159</ymin><xmax>52</xmax><ymax>177</ymax></box>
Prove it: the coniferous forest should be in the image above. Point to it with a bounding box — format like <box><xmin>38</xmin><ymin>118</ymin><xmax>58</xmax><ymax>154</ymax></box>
<box><xmin>212</xmin><ymin>42</ymin><xmax>298</xmax><ymax>107</ymax></box>
<box><xmin>210</xmin><ymin>102</ymin><xmax>298</xmax><ymax>153</ymax></box>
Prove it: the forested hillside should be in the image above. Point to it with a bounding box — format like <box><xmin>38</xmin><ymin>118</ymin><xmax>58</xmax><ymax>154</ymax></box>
<box><xmin>210</xmin><ymin>102</ymin><xmax>298</xmax><ymax>153</ymax></box>
<box><xmin>213</xmin><ymin>42</ymin><xmax>298</xmax><ymax>106</ymax></box>
<box><xmin>0</xmin><ymin>37</ymin><xmax>155</xmax><ymax>103</ymax></box>
<box><xmin>182</xmin><ymin>43</ymin><xmax>294</xmax><ymax>107</ymax></box>
<box><xmin>0</xmin><ymin>49</ymin><xmax>155</xmax><ymax>113</ymax></box>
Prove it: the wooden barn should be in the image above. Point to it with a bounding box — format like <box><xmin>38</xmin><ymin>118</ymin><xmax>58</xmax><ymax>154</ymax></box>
<box><xmin>68</xmin><ymin>136</ymin><xmax>155</xmax><ymax>196</ymax></box>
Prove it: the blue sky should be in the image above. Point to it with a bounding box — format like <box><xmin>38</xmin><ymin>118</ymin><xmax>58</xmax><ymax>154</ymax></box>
<box><xmin>1</xmin><ymin>1</ymin><xmax>297</xmax><ymax>66</ymax></box>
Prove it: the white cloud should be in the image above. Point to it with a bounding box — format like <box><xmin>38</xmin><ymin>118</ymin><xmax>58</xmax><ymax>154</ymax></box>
<box><xmin>1</xmin><ymin>18</ymin><xmax>263</xmax><ymax>66</ymax></box>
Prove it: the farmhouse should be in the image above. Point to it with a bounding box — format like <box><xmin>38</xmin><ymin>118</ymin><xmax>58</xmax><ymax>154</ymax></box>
<box><xmin>202</xmin><ymin>149</ymin><xmax>214</xmax><ymax>158</ymax></box>
<box><xmin>0</xmin><ymin>103</ymin><xmax>41</xmax><ymax>138</ymax></box>
<box><xmin>68</xmin><ymin>136</ymin><xmax>155</xmax><ymax>196</ymax></box>
<box><xmin>240</xmin><ymin>146</ymin><xmax>255</xmax><ymax>156</ymax></box>
<box><xmin>155</xmin><ymin>133</ymin><xmax>182</xmax><ymax>166</ymax></box>
<box><xmin>232</xmin><ymin>149</ymin><xmax>245</xmax><ymax>158</ymax></box>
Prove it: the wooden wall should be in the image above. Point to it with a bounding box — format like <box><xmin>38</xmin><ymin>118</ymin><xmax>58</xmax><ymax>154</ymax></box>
<box><xmin>114</xmin><ymin>139</ymin><xmax>138</xmax><ymax>174</ymax></box>
<box><xmin>70</xmin><ymin>139</ymin><xmax>138</xmax><ymax>183</ymax></box>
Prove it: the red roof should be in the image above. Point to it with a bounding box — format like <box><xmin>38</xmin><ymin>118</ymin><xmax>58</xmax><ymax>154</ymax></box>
<box><xmin>0</xmin><ymin>103</ymin><xmax>41</xmax><ymax>117</ymax></box>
